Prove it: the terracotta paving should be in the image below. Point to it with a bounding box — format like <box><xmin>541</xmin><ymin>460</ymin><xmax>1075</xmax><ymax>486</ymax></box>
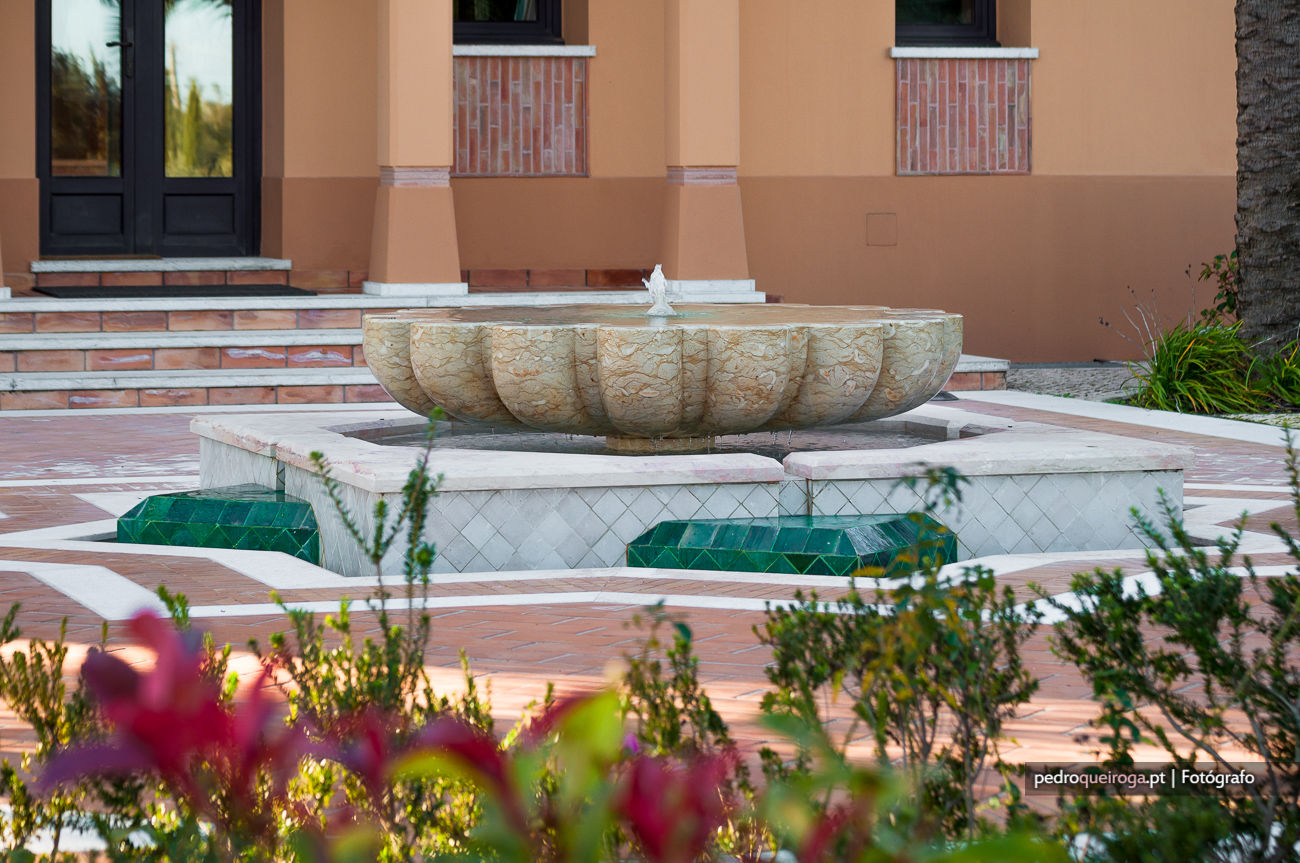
<box><xmin>0</xmin><ymin>400</ymin><xmax>1294</xmax><ymax>781</ymax></box>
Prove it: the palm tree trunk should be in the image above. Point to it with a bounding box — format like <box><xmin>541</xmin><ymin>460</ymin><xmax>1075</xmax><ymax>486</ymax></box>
<box><xmin>1235</xmin><ymin>0</ymin><xmax>1300</xmax><ymax>354</ymax></box>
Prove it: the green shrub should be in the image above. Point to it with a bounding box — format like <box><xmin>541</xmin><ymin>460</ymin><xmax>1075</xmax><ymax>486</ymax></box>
<box><xmin>1042</xmin><ymin>437</ymin><xmax>1300</xmax><ymax>862</ymax></box>
<box><xmin>1108</xmin><ymin>255</ymin><xmax>1299</xmax><ymax>413</ymax></box>
<box><xmin>1196</xmin><ymin>250</ymin><xmax>1239</xmax><ymax>324</ymax></box>
<box><xmin>1129</xmin><ymin>319</ymin><xmax>1272</xmax><ymax>414</ymax></box>
<box><xmin>754</xmin><ymin>469</ymin><xmax>1042</xmax><ymax>840</ymax></box>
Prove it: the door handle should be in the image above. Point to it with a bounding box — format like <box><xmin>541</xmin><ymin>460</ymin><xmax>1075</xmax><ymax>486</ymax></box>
<box><xmin>106</xmin><ymin>38</ymin><xmax>135</xmax><ymax>78</ymax></box>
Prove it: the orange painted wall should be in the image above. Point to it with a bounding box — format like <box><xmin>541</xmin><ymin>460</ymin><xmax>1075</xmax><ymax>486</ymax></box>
<box><xmin>584</xmin><ymin>0</ymin><xmax>664</xmax><ymax>177</ymax></box>
<box><xmin>263</xmin><ymin>0</ymin><xmax>377</xmax><ymax>265</ymax></box>
<box><xmin>736</xmin><ymin>0</ymin><xmax>1235</xmax><ymax>178</ymax></box>
<box><xmin>1030</xmin><ymin>1</ymin><xmax>1236</xmax><ymax>176</ymax></box>
<box><xmin>0</xmin><ymin>0</ymin><xmax>38</xmax><ymax>271</ymax></box>
<box><xmin>740</xmin><ymin>175</ymin><xmax>1234</xmax><ymax>362</ymax></box>
<box><xmin>739</xmin><ymin>0</ymin><xmax>895</xmax><ymax>177</ymax></box>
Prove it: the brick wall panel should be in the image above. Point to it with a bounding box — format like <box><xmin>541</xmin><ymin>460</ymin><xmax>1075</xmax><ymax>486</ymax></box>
<box><xmin>899</xmin><ymin>57</ymin><xmax>1030</xmax><ymax>176</ymax></box>
<box><xmin>455</xmin><ymin>56</ymin><xmax>587</xmax><ymax>177</ymax></box>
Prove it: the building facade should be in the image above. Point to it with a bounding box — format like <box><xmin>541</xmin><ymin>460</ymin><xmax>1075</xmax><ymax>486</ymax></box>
<box><xmin>0</xmin><ymin>0</ymin><xmax>1236</xmax><ymax>361</ymax></box>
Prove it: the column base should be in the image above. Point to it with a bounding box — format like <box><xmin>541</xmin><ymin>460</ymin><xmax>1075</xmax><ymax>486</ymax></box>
<box><xmin>0</xmin><ymin>287</ymin><xmax>10</xmax><ymax>301</ymax></box>
<box><xmin>362</xmin><ymin>281</ymin><xmax>469</xmax><ymax>297</ymax></box>
<box><xmin>368</xmin><ymin>167</ymin><xmax>463</xmax><ymax>286</ymax></box>
<box><xmin>660</xmin><ymin>168</ymin><xmax>751</xmax><ymax>287</ymax></box>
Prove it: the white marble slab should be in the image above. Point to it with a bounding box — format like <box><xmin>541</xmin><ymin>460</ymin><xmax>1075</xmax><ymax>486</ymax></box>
<box><xmin>958</xmin><ymin>390</ymin><xmax>1294</xmax><ymax>448</ymax></box>
<box><xmin>30</xmin><ymin>257</ymin><xmax>292</xmax><ymax>272</ymax></box>
<box><xmin>454</xmin><ymin>44</ymin><xmax>596</xmax><ymax>57</ymax></box>
<box><xmin>951</xmin><ymin>354</ymin><xmax>1009</xmax><ymax>373</ymax></box>
<box><xmin>665</xmin><ymin>279</ymin><xmax>759</xmax><ymax>295</ymax></box>
<box><xmin>0</xmin><ymin>289</ymin><xmax>751</xmax><ymax>313</ymax></box>
<box><xmin>783</xmin><ymin>424</ymin><xmax>1194</xmax><ymax>480</ymax></box>
<box><xmin>361</xmin><ymin>281</ymin><xmax>469</xmax><ymax>297</ymax></box>
<box><xmin>193</xmin><ymin>410</ymin><xmax>787</xmax><ymax>492</ymax></box>
<box><xmin>890</xmin><ymin>47</ymin><xmax>1039</xmax><ymax>59</ymax></box>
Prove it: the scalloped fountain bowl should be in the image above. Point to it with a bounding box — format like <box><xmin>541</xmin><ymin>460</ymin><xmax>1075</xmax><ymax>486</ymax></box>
<box><xmin>363</xmin><ymin>304</ymin><xmax>963</xmax><ymax>452</ymax></box>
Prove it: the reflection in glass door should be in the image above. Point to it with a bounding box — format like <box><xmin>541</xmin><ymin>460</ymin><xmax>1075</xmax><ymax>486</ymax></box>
<box><xmin>49</xmin><ymin>0</ymin><xmax>122</xmax><ymax>177</ymax></box>
<box><xmin>165</xmin><ymin>0</ymin><xmax>233</xmax><ymax>178</ymax></box>
<box><xmin>37</xmin><ymin>0</ymin><xmax>258</xmax><ymax>257</ymax></box>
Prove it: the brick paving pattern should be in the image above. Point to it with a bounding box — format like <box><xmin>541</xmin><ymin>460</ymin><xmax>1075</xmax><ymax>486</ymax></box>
<box><xmin>0</xmin><ymin>401</ymin><xmax>1292</xmax><ymax>772</ymax></box>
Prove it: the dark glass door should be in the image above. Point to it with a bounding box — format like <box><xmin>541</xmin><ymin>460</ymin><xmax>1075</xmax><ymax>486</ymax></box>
<box><xmin>38</xmin><ymin>0</ymin><xmax>260</xmax><ymax>256</ymax></box>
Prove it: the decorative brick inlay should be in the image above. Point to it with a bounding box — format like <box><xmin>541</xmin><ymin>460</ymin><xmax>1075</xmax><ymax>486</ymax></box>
<box><xmin>666</xmin><ymin>166</ymin><xmax>739</xmax><ymax>185</ymax></box>
<box><xmin>0</xmin><ymin>314</ymin><xmax>35</xmax><ymax>333</ymax></box>
<box><xmin>101</xmin><ymin>272</ymin><xmax>163</xmax><ymax>287</ymax></box>
<box><xmin>298</xmin><ymin>309</ymin><xmax>361</xmax><ymax>329</ymax></box>
<box><xmin>586</xmin><ymin>268</ymin><xmax>647</xmax><ymax>288</ymax></box>
<box><xmin>70</xmin><ymin>389</ymin><xmax>139</xmax><ymax>409</ymax></box>
<box><xmin>103</xmin><ymin>311</ymin><xmax>168</xmax><ymax>331</ymax></box>
<box><xmin>233</xmin><ymin>310</ymin><xmax>297</xmax><ymax>330</ymax></box>
<box><xmin>35</xmin><ymin>312</ymin><xmax>102</xmax><ymax>332</ymax></box>
<box><xmin>454</xmin><ymin>56</ymin><xmax>588</xmax><ymax>176</ymax></box>
<box><xmin>227</xmin><ymin>270</ymin><xmax>290</xmax><ymax>286</ymax></box>
<box><xmin>896</xmin><ymin>58</ymin><xmax>1031</xmax><ymax>175</ymax></box>
<box><xmin>155</xmin><ymin>348</ymin><xmax>221</xmax><ymax>370</ymax></box>
<box><xmin>345</xmin><ymin>384</ymin><xmax>393</xmax><ymax>403</ymax></box>
<box><xmin>16</xmin><ymin>350</ymin><xmax>83</xmax><ymax>373</ymax></box>
<box><xmin>168</xmin><ymin>311</ymin><xmax>234</xmax><ymax>331</ymax></box>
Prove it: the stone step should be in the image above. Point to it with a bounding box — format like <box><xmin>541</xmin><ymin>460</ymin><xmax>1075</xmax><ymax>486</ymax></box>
<box><xmin>0</xmin><ymin>289</ymin><xmax>767</xmax><ymax>335</ymax></box>
<box><xmin>0</xmin><ymin>329</ymin><xmax>364</xmax><ymax>373</ymax></box>
<box><xmin>0</xmin><ymin>366</ymin><xmax>388</xmax><ymax>410</ymax></box>
<box><xmin>0</xmin><ymin>355</ymin><xmax>1007</xmax><ymax>411</ymax></box>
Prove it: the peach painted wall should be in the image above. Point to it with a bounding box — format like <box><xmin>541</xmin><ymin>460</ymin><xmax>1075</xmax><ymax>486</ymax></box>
<box><xmin>736</xmin><ymin>0</ymin><xmax>1235</xmax><ymax>178</ymax></box>
<box><xmin>0</xmin><ymin>0</ymin><xmax>38</xmax><ymax>271</ymax></box>
<box><xmin>278</xmin><ymin>0</ymin><xmax>377</xmax><ymax>177</ymax></box>
<box><xmin>263</xmin><ymin>0</ymin><xmax>378</xmax><ymax>265</ymax></box>
<box><xmin>664</xmin><ymin>0</ymin><xmax>741</xmax><ymax>167</ymax></box>
<box><xmin>584</xmin><ymin>0</ymin><xmax>664</xmax><ymax>177</ymax></box>
<box><xmin>739</xmin><ymin>0</ymin><xmax>895</xmax><ymax>177</ymax></box>
<box><xmin>1030</xmin><ymin>1</ymin><xmax>1236</xmax><ymax>176</ymax></box>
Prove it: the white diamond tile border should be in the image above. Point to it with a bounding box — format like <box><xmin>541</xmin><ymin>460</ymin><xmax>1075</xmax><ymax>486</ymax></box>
<box><xmin>284</xmin><ymin>474</ymin><xmax>783</xmax><ymax>576</ymax></box>
<box><xmin>808</xmin><ymin>470</ymin><xmax>1183</xmax><ymax>559</ymax></box>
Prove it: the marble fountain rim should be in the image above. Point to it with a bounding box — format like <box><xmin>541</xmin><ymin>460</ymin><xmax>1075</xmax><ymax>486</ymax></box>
<box><xmin>192</xmin><ymin>405</ymin><xmax>1196</xmax><ymax>496</ymax></box>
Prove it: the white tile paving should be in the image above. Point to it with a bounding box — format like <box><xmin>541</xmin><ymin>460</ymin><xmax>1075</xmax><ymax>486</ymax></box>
<box><xmin>957</xmin><ymin>390</ymin><xmax>1292</xmax><ymax>447</ymax></box>
<box><xmin>0</xmin><ymin>560</ymin><xmax>168</xmax><ymax>620</ymax></box>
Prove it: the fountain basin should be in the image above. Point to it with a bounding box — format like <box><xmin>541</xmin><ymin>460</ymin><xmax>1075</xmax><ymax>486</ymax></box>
<box><xmin>363</xmin><ymin>304</ymin><xmax>962</xmax><ymax>449</ymax></box>
<box><xmin>193</xmin><ymin>405</ymin><xmax>1192</xmax><ymax>577</ymax></box>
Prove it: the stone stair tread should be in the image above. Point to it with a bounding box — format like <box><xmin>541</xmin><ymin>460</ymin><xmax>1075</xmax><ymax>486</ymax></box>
<box><xmin>0</xmin><ymin>289</ymin><xmax>659</xmax><ymax>314</ymax></box>
<box><xmin>30</xmin><ymin>257</ymin><xmax>293</xmax><ymax>272</ymax></box>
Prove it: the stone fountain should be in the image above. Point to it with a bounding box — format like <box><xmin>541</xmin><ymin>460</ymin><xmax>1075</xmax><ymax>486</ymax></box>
<box><xmin>361</xmin><ymin>299</ymin><xmax>963</xmax><ymax>453</ymax></box>
<box><xmin>191</xmin><ymin>286</ymin><xmax>1191</xmax><ymax>576</ymax></box>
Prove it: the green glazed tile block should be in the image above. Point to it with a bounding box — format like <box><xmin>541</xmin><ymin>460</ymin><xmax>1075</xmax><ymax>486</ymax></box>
<box><xmin>627</xmin><ymin>514</ymin><xmax>956</xmax><ymax>577</ymax></box>
<box><xmin>117</xmin><ymin>484</ymin><xmax>322</xmax><ymax>565</ymax></box>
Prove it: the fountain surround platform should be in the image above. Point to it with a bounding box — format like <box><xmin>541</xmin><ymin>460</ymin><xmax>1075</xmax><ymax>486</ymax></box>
<box><xmin>193</xmin><ymin>405</ymin><xmax>1193</xmax><ymax>577</ymax></box>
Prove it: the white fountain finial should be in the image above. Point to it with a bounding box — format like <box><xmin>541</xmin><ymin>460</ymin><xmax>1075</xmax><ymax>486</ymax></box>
<box><xmin>643</xmin><ymin>264</ymin><xmax>678</xmax><ymax>317</ymax></box>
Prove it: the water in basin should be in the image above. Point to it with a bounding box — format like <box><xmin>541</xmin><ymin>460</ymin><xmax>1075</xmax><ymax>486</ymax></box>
<box><xmin>348</xmin><ymin>419</ymin><xmax>940</xmax><ymax>461</ymax></box>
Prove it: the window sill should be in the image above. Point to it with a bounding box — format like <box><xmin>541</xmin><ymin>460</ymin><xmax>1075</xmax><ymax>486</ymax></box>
<box><xmin>889</xmin><ymin>46</ymin><xmax>1038</xmax><ymax>59</ymax></box>
<box><xmin>453</xmin><ymin>44</ymin><xmax>596</xmax><ymax>57</ymax></box>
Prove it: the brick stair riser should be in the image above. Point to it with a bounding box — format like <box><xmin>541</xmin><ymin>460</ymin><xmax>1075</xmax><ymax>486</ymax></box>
<box><xmin>28</xmin><ymin>269</ymin><xmax>365</xmax><ymax>291</ymax></box>
<box><xmin>944</xmin><ymin>371</ymin><xmax>1007</xmax><ymax>391</ymax></box>
<box><xmin>0</xmin><ymin>308</ymin><xmax>396</xmax><ymax>334</ymax></box>
<box><xmin>0</xmin><ymin>385</ymin><xmax>393</xmax><ymax>411</ymax></box>
<box><xmin>21</xmin><ymin>267</ymin><xmax>651</xmax><ymax>292</ymax></box>
<box><xmin>0</xmin><ymin>345</ymin><xmax>366</xmax><ymax>373</ymax></box>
